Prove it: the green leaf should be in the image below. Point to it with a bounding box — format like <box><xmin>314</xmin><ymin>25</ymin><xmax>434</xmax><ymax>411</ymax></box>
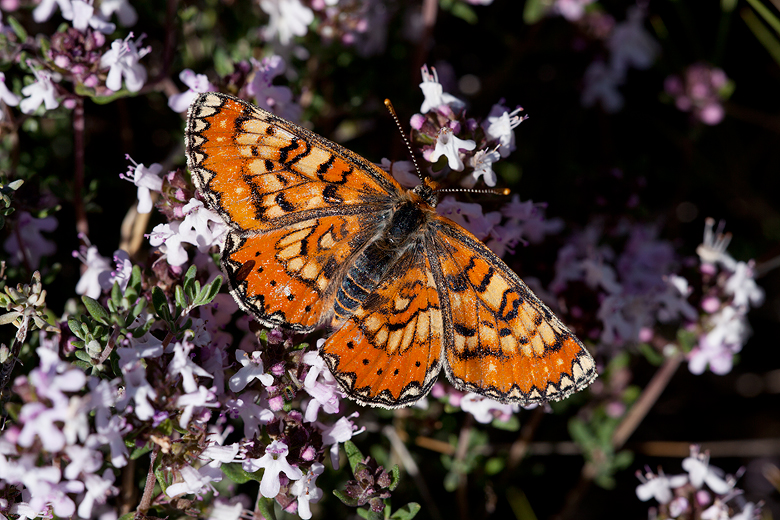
<box><xmin>118</xmin><ymin>514</ymin><xmax>136</xmax><ymax>520</ymax></box>
<box><xmin>195</xmin><ymin>275</ymin><xmax>222</xmax><ymax>307</ymax></box>
<box><xmin>7</xmin><ymin>16</ymin><xmax>28</xmax><ymax>40</ymax></box>
<box><xmin>221</xmin><ymin>463</ymin><xmax>262</xmax><ymax>484</ymax></box>
<box><xmin>67</xmin><ymin>318</ymin><xmax>85</xmax><ymax>340</ymax></box>
<box><xmin>523</xmin><ymin>0</ymin><xmax>547</xmax><ymax>24</ymax></box>
<box><xmin>130</xmin><ymin>444</ymin><xmax>153</xmax><ymax>460</ymax></box>
<box><xmin>256</xmin><ymin>496</ymin><xmax>277</xmax><ymax>520</ymax></box>
<box><xmin>152</xmin><ymin>287</ymin><xmax>171</xmax><ymax>322</ymax></box>
<box><xmin>485</xmin><ymin>457</ymin><xmax>505</xmax><ymax>475</ymax></box>
<box><xmin>82</xmin><ymin>296</ymin><xmax>110</xmax><ymax>325</ymax></box>
<box><xmin>74</xmin><ymin>349</ymin><xmax>91</xmax><ymax>362</ymax></box>
<box><xmin>333</xmin><ymin>489</ymin><xmax>359</xmax><ymax>507</ymax></box>
<box><xmin>390</xmin><ymin>503</ymin><xmax>422</xmax><ymax>520</ymax></box>
<box><xmin>450</xmin><ymin>2</ymin><xmax>478</xmax><ymax>24</ymax></box>
<box><xmin>388</xmin><ymin>464</ymin><xmax>401</xmax><ymax>491</ymax></box>
<box><xmin>344</xmin><ymin>440</ymin><xmax>365</xmax><ymax>474</ymax></box>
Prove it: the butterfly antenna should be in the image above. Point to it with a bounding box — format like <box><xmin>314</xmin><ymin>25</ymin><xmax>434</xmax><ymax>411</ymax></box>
<box><xmin>384</xmin><ymin>99</ymin><xmax>425</xmax><ymax>183</ymax></box>
<box><xmin>437</xmin><ymin>186</ymin><xmax>511</xmax><ymax>196</ymax></box>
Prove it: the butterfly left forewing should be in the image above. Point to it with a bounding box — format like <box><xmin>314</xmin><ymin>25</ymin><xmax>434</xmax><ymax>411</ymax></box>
<box><xmin>428</xmin><ymin>219</ymin><xmax>597</xmax><ymax>405</ymax></box>
<box><xmin>186</xmin><ymin>92</ymin><xmax>402</xmax><ymax>234</ymax></box>
<box><xmin>320</xmin><ymin>244</ymin><xmax>444</xmax><ymax>408</ymax></box>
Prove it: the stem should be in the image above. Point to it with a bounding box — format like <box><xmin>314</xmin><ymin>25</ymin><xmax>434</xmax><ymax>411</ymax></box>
<box><xmin>136</xmin><ymin>446</ymin><xmax>158</xmax><ymax>516</ymax></box>
<box><xmin>413</xmin><ymin>0</ymin><xmax>438</xmax><ymax>74</ymax></box>
<box><xmin>612</xmin><ymin>352</ymin><xmax>684</xmax><ymax>449</ymax></box>
<box><xmin>73</xmin><ymin>97</ymin><xmax>88</xmax><ymax>237</ymax></box>
<box><xmin>454</xmin><ymin>414</ymin><xmax>472</xmax><ymax>520</ymax></box>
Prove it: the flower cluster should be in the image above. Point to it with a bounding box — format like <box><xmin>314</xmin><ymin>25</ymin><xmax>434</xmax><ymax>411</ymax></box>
<box><xmin>665</xmin><ymin>64</ymin><xmax>732</xmax><ymax>126</ymax></box>
<box><xmin>636</xmin><ymin>445</ymin><xmax>760</xmax><ymax>520</ymax></box>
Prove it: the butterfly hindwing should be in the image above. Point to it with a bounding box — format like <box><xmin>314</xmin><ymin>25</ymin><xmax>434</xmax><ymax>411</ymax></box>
<box><xmin>429</xmin><ymin>219</ymin><xmax>597</xmax><ymax>405</ymax></box>
<box><xmin>321</xmin><ymin>243</ymin><xmax>444</xmax><ymax>408</ymax></box>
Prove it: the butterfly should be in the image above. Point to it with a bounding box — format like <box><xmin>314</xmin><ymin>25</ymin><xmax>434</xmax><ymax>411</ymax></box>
<box><xmin>185</xmin><ymin>92</ymin><xmax>596</xmax><ymax>408</ymax></box>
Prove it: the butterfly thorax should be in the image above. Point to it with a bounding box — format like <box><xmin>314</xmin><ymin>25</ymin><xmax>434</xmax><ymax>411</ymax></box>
<box><xmin>331</xmin><ymin>198</ymin><xmax>431</xmax><ymax>326</ymax></box>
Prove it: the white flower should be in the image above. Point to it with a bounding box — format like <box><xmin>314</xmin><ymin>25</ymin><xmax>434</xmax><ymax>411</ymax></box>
<box><xmin>635</xmin><ymin>469</ymin><xmax>688</xmax><ymax>504</ymax></box>
<box><xmin>419</xmin><ymin>64</ymin><xmax>465</xmax><ymax>113</ymax></box>
<box><xmin>245</xmin><ymin>440</ymin><xmax>303</xmax><ymax>498</ymax></box>
<box><xmin>100</xmin><ymin>33</ymin><xmax>150</xmax><ymax>93</ymax></box>
<box><xmin>176</xmin><ymin>385</ymin><xmax>218</xmax><ymax>428</ymax></box>
<box><xmin>33</xmin><ymin>0</ymin><xmax>74</xmax><ymax>23</ymax></box>
<box><xmin>290</xmin><ymin>462</ymin><xmax>325</xmax><ymax>519</ymax></box>
<box><xmin>169</xmin><ymin>69</ymin><xmax>215</xmax><ymax>112</ymax></box>
<box><xmin>68</xmin><ymin>0</ymin><xmax>116</xmax><ymax>34</ymax></box>
<box><xmin>207</xmin><ymin>500</ymin><xmax>244</xmax><ymax>520</ymax></box>
<box><xmin>470</xmin><ymin>148</ymin><xmax>501</xmax><ymax>187</ymax></box>
<box><xmin>553</xmin><ymin>0</ymin><xmax>595</xmax><ymax>21</ymax></box>
<box><xmin>482</xmin><ymin>103</ymin><xmax>526</xmax><ymax>158</ymax></box>
<box><xmin>169</xmin><ymin>341</ymin><xmax>214</xmax><ymax>394</ymax></box>
<box><xmin>0</xmin><ymin>72</ymin><xmax>20</xmax><ymax>108</ymax></box>
<box><xmin>229</xmin><ymin>350</ymin><xmax>274</xmax><ymax>392</ymax></box>
<box><xmin>73</xmin><ymin>244</ymin><xmax>113</xmax><ymax>299</ymax></box>
<box><xmin>259</xmin><ymin>0</ymin><xmax>314</xmax><ymax>45</ymax></box>
<box><xmin>429</xmin><ymin>127</ymin><xmax>476</xmax><ymax>171</ymax></box>
<box><xmin>3</xmin><ymin>211</ymin><xmax>57</xmax><ymax>268</ymax></box>
<box><xmin>166</xmin><ymin>464</ymin><xmax>212</xmax><ymax>497</ymax></box>
<box><xmin>77</xmin><ymin>469</ymin><xmax>116</xmax><ymax>518</ymax></box>
<box><xmin>120</xmin><ymin>159</ymin><xmax>163</xmax><ymax>213</ymax></box>
<box><xmin>696</xmin><ymin>218</ymin><xmax>736</xmax><ymax>271</ymax></box>
<box><xmin>460</xmin><ymin>393</ymin><xmax>517</xmax><ymax>424</ymax></box>
<box><xmin>724</xmin><ymin>261</ymin><xmax>764</xmax><ymax>309</ymax></box>
<box><xmin>319</xmin><ymin>414</ymin><xmax>364</xmax><ymax>470</ymax></box>
<box><xmin>20</xmin><ymin>70</ymin><xmax>59</xmax><ymax>114</ymax></box>
<box><xmin>99</xmin><ymin>0</ymin><xmax>138</xmax><ymax>26</ymax></box>
<box><xmin>682</xmin><ymin>446</ymin><xmax>732</xmax><ymax>494</ymax></box>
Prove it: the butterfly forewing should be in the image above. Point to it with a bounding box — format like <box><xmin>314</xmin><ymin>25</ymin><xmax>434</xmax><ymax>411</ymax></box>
<box><xmin>186</xmin><ymin>93</ymin><xmax>402</xmax><ymax>234</ymax></box>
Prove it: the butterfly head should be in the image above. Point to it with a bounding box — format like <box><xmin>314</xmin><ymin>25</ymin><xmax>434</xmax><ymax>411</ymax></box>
<box><xmin>411</xmin><ymin>178</ymin><xmax>441</xmax><ymax>208</ymax></box>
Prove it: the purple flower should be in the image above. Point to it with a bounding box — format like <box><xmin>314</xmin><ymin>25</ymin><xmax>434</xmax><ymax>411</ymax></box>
<box><xmin>581</xmin><ymin>60</ymin><xmax>624</xmax><ymax>113</ymax></box>
<box><xmin>169</xmin><ymin>69</ymin><xmax>215</xmax><ymax>113</ymax></box>
<box><xmin>20</xmin><ymin>69</ymin><xmax>60</xmax><ymax>114</ymax></box>
<box><xmin>665</xmin><ymin>64</ymin><xmax>729</xmax><ymax>125</ymax></box>
<box><xmin>419</xmin><ymin>64</ymin><xmax>465</xmax><ymax>113</ymax></box>
<box><xmin>245</xmin><ymin>440</ymin><xmax>303</xmax><ymax>498</ymax></box>
<box><xmin>118</xmin><ymin>363</ymin><xmax>158</xmax><ymax>420</ymax></box>
<box><xmin>120</xmin><ymin>158</ymin><xmax>164</xmax><ymax>213</ymax></box>
<box><xmin>3</xmin><ymin>211</ymin><xmax>57</xmax><ymax>268</ymax></box>
<box><xmin>100</xmin><ymin>33</ymin><xmax>150</xmax><ymax>93</ymax></box>
<box><xmin>607</xmin><ymin>7</ymin><xmax>659</xmax><ymax>75</ymax></box>
<box><xmin>436</xmin><ymin>197</ymin><xmax>500</xmax><ymax>240</ymax></box>
<box><xmin>379</xmin><ymin>158</ymin><xmax>419</xmax><ymax>188</ymax></box>
<box><xmin>246</xmin><ymin>55</ymin><xmax>301</xmax><ymax>121</ymax></box>
<box><xmin>259</xmin><ymin>0</ymin><xmax>314</xmax><ymax>45</ymax></box>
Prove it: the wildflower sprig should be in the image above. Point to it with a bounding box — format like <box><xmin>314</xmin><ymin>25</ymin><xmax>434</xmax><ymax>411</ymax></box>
<box><xmin>151</xmin><ymin>265</ymin><xmax>222</xmax><ymax>340</ymax></box>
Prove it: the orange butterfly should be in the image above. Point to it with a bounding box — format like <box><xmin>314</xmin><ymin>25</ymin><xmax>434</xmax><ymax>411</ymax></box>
<box><xmin>185</xmin><ymin>92</ymin><xmax>596</xmax><ymax>408</ymax></box>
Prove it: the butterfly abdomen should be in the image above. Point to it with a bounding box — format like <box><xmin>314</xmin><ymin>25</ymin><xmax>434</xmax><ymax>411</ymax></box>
<box><xmin>332</xmin><ymin>200</ymin><xmax>430</xmax><ymax>325</ymax></box>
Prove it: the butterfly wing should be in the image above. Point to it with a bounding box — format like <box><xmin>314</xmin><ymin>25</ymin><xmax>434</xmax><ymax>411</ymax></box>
<box><xmin>185</xmin><ymin>93</ymin><xmax>402</xmax><ymax>331</ymax></box>
<box><xmin>428</xmin><ymin>218</ymin><xmax>597</xmax><ymax>405</ymax></box>
<box><xmin>320</xmin><ymin>241</ymin><xmax>444</xmax><ymax>408</ymax></box>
